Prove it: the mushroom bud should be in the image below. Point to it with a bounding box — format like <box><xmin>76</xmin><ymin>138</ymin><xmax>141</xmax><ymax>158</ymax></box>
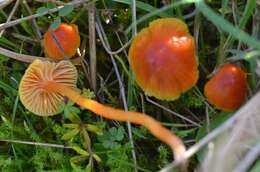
<box><xmin>43</xmin><ymin>23</ymin><xmax>80</xmax><ymax>60</ymax></box>
<box><xmin>19</xmin><ymin>59</ymin><xmax>186</xmax><ymax>163</ymax></box>
<box><xmin>204</xmin><ymin>64</ymin><xmax>247</xmax><ymax>111</ymax></box>
<box><xmin>129</xmin><ymin>18</ymin><xmax>199</xmax><ymax>100</ymax></box>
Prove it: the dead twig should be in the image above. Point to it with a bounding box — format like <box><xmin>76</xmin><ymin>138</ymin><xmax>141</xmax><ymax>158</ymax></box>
<box><xmin>160</xmin><ymin>91</ymin><xmax>260</xmax><ymax>172</ymax></box>
<box><xmin>0</xmin><ymin>46</ymin><xmax>81</xmax><ymax>64</ymax></box>
<box><xmin>88</xmin><ymin>2</ymin><xmax>97</xmax><ymax>93</ymax></box>
<box><xmin>0</xmin><ymin>0</ymin><xmax>20</xmax><ymax>37</ymax></box>
<box><xmin>0</xmin><ymin>0</ymin><xmax>90</xmax><ymax>31</ymax></box>
<box><xmin>146</xmin><ymin>97</ymin><xmax>201</xmax><ymax>127</ymax></box>
<box><xmin>0</xmin><ymin>139</ymin><xmax>72</xmax><ymax>149</ymax></box>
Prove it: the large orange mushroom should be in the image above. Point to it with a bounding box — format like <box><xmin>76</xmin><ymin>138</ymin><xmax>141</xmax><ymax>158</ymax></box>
<box><xmin>19</xmin><ymin>59</ymin><xmax>186</xmax><ymax>162</ymax></box>
<box><xmin>129</xmin><ymin>18</ymin><xmax>199</xmax><ymax>100</ymax></box>
<box><xmin>204</xmin><ymin>64</ymin><xmax>247</xmax><ymax>111</ymax></box>
<box><xmin>43</xmin><ymin>23</ymin><xmax>80</xmax><ymax>60</ymax></box>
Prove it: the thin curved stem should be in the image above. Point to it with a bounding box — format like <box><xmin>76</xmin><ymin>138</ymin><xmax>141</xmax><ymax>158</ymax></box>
<box><xmin>46</xmin><ymin>81</ymin><xmax>186</xmax><ymax>163</ymax></box>
<box><xmin>0</xmin><ymin>0</ymin><xmax>21</xmax><ymax>37</ymax></box>
<box><xmin>0</xmin><ymin>46</ymin><xmax>81</xmax><ymax>64</ymax></box>
<box><xmin>0</xmin><ymin>139</ymin><xmax>72</xmax><ymax>149</ymax></box>
<box><xmin>0</xmin><ymin>0</ymin><xmax>89</xmax><ymax>31</ymax></box>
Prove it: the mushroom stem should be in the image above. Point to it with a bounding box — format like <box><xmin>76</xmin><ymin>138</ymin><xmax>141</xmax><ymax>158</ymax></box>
<box><xmin>46</xmin><ymin>81</ymin><xmax>186</xmax><ymax>162</ymax></box>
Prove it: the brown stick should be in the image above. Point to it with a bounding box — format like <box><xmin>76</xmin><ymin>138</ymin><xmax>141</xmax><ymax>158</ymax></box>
<box><xmin>0</xmin><ymin>46</ymin><xmax>82</xmax><ymax>64</ymax></box>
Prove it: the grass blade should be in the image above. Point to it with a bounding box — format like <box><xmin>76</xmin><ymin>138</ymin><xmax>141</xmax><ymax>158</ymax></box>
<box><xmin>113</xmin><ymin>0</ymin><xmax>171</xmax><ymax>17</ymax></box>
<box><xmin>196</xmin><ymin>0</ymin><xmax>260</xmax><ymax>50</ymax></box>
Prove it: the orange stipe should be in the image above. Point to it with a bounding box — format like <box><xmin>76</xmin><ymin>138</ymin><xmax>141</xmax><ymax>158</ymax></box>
<box><xmin>204</xmin><ymin>64</ymin><xmax>247</xmax><ymax>111</ymax></box>
<box><xmin>129</xmin><ymin>18</ymin><xmax>198</xmax><ymax>100</ymax></box>
<box><xmin>47</xmin><ymin>81</ymin><xmax>186</xmax><ymax>161</ymax></box>
<box><xmin>43</xmin><ymin>23</ymin><xmax>80</xmax><ymax>60</ymax></box>
<box><xmin>19</xmin><ymin>60</ymin><xmax>186</xmax><ymax>164</ymax></box>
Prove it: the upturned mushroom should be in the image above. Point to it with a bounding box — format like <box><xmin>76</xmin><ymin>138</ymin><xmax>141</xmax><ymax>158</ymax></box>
<box><xmin>129</xmin><ymin>18</ymin><xmax>199</xmax><ymax>100</ymax></box>
<box><xmin>19</xmin><ymin>59</ymin><xmax>186</xmax><ymax>162</ymax></box>
<box><xmin>43</xmin><ymin>23</ymin><xmax>80</xmax><ymax>60</ymax></box>
<box><xmin>204</xmin><ymin>64</ymin><xmax>247</xmax><ymax>111</ymax></box>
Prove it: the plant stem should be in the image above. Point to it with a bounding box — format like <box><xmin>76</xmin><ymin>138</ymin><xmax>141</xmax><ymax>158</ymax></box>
<box><xmin>80</xmin><ymin>123</ymin><xmax>94</xmax><ymax>167</ymax></box>
<box><xmin>88</xmin><ymin>2</ymin><xmax>97</xmax><ymax>93</ymax></box>
<box><xmin>0</xmin><ymin>46</ymin><xmax>82</xmax><ymax>64</ymax></box>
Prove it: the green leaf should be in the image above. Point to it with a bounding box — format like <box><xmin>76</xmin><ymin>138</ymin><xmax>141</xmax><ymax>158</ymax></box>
<box><xmin>64</xmin><ymin>123</ymin><xmax>79</xmax><ymax>128</ymax></box>
<box><xmin>250</xmin><ymin>159</ymin><xmax>260</xmax><ymax>172</ymax></box>
<box><xmin>103</xmin><ymin>140</ymin><xmax>113</xmax><ymax>149</ymax></box>
<box><xmin>85</xmin><ymin>124</ymin><xmax>103</xmax><ymax>135</ymax></box>
<box><xmin>20</xmin><ymin>21</ymin><xmax>34</xmax><ymax>36</ymax></box>
<box><xmin>112</xmin><ymin>0</ymin><xmax>170</xmax><ymax>17</ymax></box>
<box><xmin>72</xmin><ymin>146</ymin><xmax>89</xmax><ymax>156</ymax></box>
<box><xmin>47</xmin><ymin>2</ymin><xmax>56</xmax><ymax>9</ymax></box>
<box><xmin>50</xmin><ymin>17</ymin><xmax>61</xmax><ymax>30</ymax></box>
<box><xmin>97</xmin><ymin>126</ymin><xmax>125</xmax><ymax>149</ymax></box>
<box><xmin>57</xmin><ymin>101</ymin><xmax>66</xmax><ymax>113</ymax></box>
<box><xmin>195</xmin><ymin>1</ymin><xmax>260</xmax><ymax>50</ymax></box>
<box><xmin>0</xmin><ymin>80</ymin><xmax>17</xmax><ymax>95</ymax></box>
<box><xmin>93</xmin><ymin>153</ymin><xmax>101</xmax><ymax>162</ymax></box>
<box><xmin>12</xmin><ymin>62</ymin><xmax>24</xmax><ymax>71</ymax></box>
<box><xmin>132</xmin><ymin>126</ymin><xmax>148</xmax><ymax>139</ymax></box>
<box><xmin>0</xmin><ymin>37</ymin><xmax>22</xmax><ymax>51</ymax></box>
<box><xmin>36</xmin><ymin>7</ymin><xmax>48</xmax><ymax>14</ymax></box>
<box><xmin>239</xmin><ymin>0</ymin><xmax>256</xmax><ymax>29</ymax></box>
<box><xmin>64</xmin><ymin>105</ymin><xmax>81</xmax><ymax>123</ymax></box>
<box><xmin>70</xmin><ymin>156</ymin><xmax>88</xmax><ymax>171</ymax></box>
<box><xmin>61</xmin><ymin>128</ymin><xmax>80</xmax><ymax>140</ymax></box>
<box><xmin>196</xmin><ymin>112</ymin><xmax>232</xmax><ymax>141</ymax></box>
<box><xmin>58</xmin><ymin>4</ymin><xmax>74</xmax><ymax>17</ymax></box>
<box><xmin>85</xmin><ymin>162</ymin><xmax>92</xmax><ymax>172</ymax></box>
<box><xmin>115</xmin><ymin>126</ymin><xmax>124</xmax><ymax>141</ymax></box>
<box><xmin>70</xmin><ymin>106</ymin><xmax>81</xmax><ymax>114</ymax></box>
<box><xmin>175</xmin><ymin>128</ymin><xmax>196</xmax><ymax>138</ymax></box>
<box><xmin>103</xmin><ymin>140</ymin><xmax>111</xmax><ymax>148</ymax></box>
<box><xmin>109</xmin><ymin>127</ymin><xmax>117</xmax><ymax>137</ymax></box>
<box><xmin>67</xmin><ymin>99</ymin><xmax>76</xmax><ymax>106</ymax></box>
<box><xmin>107</xmin><ymin>127</ymin><xmax>125</xmax><ymax>141</ymax></box>
<box><xmin>82</xmin><ymin>88</ymin><xmax>95</xmax><ymax>99</ymax></box>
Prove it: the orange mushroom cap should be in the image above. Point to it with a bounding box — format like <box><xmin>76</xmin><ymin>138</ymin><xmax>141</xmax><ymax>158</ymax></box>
<box><xmin>204</xmin><ymin>64</ymin><xmax>247</xmax><ymax>111</ymax></box>
<box><xmin>19</xmin><ymin>59</ymin><xmax>77</xmax><ymax>116</ymax></box>
<box><xmin>43</xmin><ymin>23</ymin><xmax>80</xmax><ymax>60</ymax></box>
<box><xmin>129</xmin><ymin>18</ymin><xmax>199</xmax><ymax>100</ymax></box>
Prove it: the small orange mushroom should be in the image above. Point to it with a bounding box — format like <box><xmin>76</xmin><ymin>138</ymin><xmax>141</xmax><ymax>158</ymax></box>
<box><xmin>19</xmin><ymin>59</ymin><xmax>186</xmax><ymax>162</ymax></box>
<box><xmin>129</xmin><ymin>18</ymin><xmax>199</xmax><ymax>100</ymax></box>
<box><xmin>43</xmin><ymin>23</ymin><xmax>80</xmax><ymax>60</ymax></box>
<box><xmin>204</xmin><ymin>64</ymin><xmax>247</xmax><ymax>111</ymax></box>
<box><xmin>19</xmin><ymin>60</ymin><xmax>77</xmax><ymax>116</ymax></box>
